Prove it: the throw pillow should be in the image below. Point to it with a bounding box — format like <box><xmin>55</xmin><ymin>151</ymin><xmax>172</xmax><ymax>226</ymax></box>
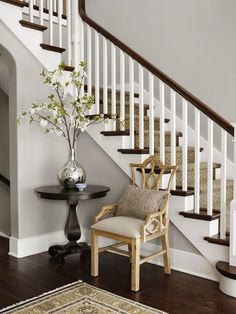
<box><xmin>116</xmin><ymin>184</ymin><xmax>168</xmax><ymax>220</ymax></box>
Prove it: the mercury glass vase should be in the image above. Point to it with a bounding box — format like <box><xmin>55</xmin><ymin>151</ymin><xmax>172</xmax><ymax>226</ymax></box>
<box><xmin>58</xmin><ymin>148</ymin><xmax>86</xmax><ymax>189</ymax></box>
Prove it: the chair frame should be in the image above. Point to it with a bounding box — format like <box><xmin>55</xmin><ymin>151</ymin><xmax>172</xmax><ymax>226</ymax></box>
<box><xmin>91</xmin><ymin>155</ymin><xmax>178</xmax><ymax>292</ymax></box>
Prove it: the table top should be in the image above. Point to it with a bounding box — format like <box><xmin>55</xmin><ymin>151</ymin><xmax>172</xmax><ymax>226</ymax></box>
<box><xmin>35</xmin><ymin>185</ymin><xmax>110</xmax><ymax>201</ymax></box>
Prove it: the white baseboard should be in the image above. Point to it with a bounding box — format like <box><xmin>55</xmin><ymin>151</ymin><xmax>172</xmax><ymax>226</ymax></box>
<box><xmin>9</xmin><ymin>228</ymin><xmax>89</xmax><ymax>258</ymax></box>
<box><xmin>9</xmin><ymin>231</ymin><xmax>66</xmax><ymax>258</ymax></box>
<box><xmin>141</xmin><ymin>243</ymin><xmax>218</xmax><ymax>282</ymax></box>
<box><xmin>8</xmin><ymin>227</ymin><xmax>217</xmax><ymax>281</ymax></box>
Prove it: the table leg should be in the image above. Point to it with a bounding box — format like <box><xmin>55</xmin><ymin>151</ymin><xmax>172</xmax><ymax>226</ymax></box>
<box><xmin>48</xmin><ymin>200</ymin><xmax>89</xmax><ymax>264</ymax></box>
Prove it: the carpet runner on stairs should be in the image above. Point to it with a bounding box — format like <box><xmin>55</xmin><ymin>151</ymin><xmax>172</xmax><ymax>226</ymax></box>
<box><xmin>96</xmin><ymin>88</ymin><xmax>233</xmax><ymax>235</ymax></box>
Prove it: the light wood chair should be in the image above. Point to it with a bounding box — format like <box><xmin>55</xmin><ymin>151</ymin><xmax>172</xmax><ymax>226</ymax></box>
<box><xmin>90</xmin><ymin>155</ymin><xmax>178</xmax><ymax>292</ymax></box>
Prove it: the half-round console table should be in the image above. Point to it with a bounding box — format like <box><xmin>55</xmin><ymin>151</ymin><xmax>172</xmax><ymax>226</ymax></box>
<box><xmin>35</xmin><ymin>185</ymin><xmax>110</xmax><ymax>264</ymax></box>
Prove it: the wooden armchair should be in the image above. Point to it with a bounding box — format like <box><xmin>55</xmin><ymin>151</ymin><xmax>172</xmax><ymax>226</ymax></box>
<box><xmin>90</xmin><ymin>155</ymin><xmax>178</xmax><ymax>292</ymax></box>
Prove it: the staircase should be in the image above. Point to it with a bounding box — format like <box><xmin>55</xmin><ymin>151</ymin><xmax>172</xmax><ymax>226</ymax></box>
<box><xmin>1</xmin><ymin>0</ymin><xmax>236</xmax><ymax>297</ymax></box>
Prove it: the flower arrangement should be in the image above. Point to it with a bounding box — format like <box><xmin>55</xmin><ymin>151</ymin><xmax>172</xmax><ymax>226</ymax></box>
<box><xmin>17</xmin><ymin>61</ymin><xmax>109</xmax><ymax>150</ymax></box>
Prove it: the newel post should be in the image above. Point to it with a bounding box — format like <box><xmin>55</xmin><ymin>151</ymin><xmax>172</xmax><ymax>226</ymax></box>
<box><xmin>230</xmin><ymin>123</ymin><xmax>236</xmax><ymax>266</ymax></box>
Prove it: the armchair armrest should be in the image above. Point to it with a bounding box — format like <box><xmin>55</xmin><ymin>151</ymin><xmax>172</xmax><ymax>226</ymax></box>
<box><xmin>95</xmin><ymin>203</ymin><xmax>118</xmax><ymax>223</ymax></box>
<box><xmin>141</xmin><ymin>192</ymin><xmax>170</xmax><ymax>243</ymax></box>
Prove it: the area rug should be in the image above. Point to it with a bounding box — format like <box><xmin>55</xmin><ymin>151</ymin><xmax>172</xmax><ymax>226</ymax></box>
<box><xmin>0</xmin><ymin>281</ymin><xmax>167</xmax><ymax>314</ymax></box>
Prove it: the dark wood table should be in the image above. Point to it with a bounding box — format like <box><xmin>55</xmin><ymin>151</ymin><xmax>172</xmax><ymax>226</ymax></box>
<box><xmin>35</xmin><ymin>185</ymin><xmax>110</xmax><ymax>264</ymax></box>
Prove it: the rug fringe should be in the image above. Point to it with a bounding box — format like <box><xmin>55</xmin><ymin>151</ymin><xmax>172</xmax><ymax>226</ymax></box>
<box><xmin>0</xmin><ymin>280</ymin><xmax>83</xmax><ymax>313</ymax></box>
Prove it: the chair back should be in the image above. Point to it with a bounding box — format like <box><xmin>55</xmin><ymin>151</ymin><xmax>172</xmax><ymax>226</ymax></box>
<box><xmin>130</xmin><ymin>155</ymin><xmax>178</xmax><ymax>192</ymax></box>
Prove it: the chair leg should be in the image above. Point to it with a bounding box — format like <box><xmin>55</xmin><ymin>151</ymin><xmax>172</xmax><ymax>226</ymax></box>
<box><xmin>162</xmin><ymin>231</ymin><xmax>171</xmax><ymax>275</ymax></box>
<box><xmin>91</xmin><ymin>229</ymin><xmax>99</xmax><ymax>277</ymax></box>
<box><xmin>128</xmin><ymin>244</ymin><xmax>132</xmax><ymax>262</ymax></box>
<box><xmin>131</xmin><ymin>238</ymin><xmax>140</xmax><ymax>292</ymax></box>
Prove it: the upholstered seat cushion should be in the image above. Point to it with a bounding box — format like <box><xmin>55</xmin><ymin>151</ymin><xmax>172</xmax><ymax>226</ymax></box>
<box><xmin>91</xmin><ymin>216</ymin><xmax>144</xmax><ymax>238</ymax></box>
<box><xmin>116</xmin><ymin>184</ymin><xmax>167</xmax><ymax>220</ymax></box>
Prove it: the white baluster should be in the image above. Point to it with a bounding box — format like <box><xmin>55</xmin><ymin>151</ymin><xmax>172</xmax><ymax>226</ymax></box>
<box><xmin>120</xmin><ymin>50</ymin><xmax>125</xmax><ymax>131</ymax></box>
<box><xmin>220</xmin><ymin>130</ymin><xmax>227</xmax><ymax>239</ymax></box>
<box><xmin>159</xmin><ymin>81</ymin><xmax>165</xmax><ymax>163</ymax></box>
<box><xmin>39</xmin><ymin>0</ymin><xmax>43</xmax><ymax>25</ymax></box>
<box><xmin>86</xmin><ymin>25</ymin><xmax>92</xmax><ymax>96</ymax></box>
<box><xmin>58</xmin><ymin>0</ymin><xmax>62</xmax><ymax>48</ymax></box>
<box><xmin>111</xmin><ymin>43</ymin><xmax>116</xmax><ymax>130</ymax></box>
<box><xmin>230</xmin><ymin>123</ymin><xmax>236</xmax><ymax>266</ymax></box>
<box><xmin>49</xmin><ymin>0</ymin><xmax>53</xmax><ymax>46</ymax></box>
<box><xmin>29</xmin><ymin>0</ymin><xmax>33</xmax><ymax>23</ymax></box>
<box><xmin>53</xmin><ymin>0</ymin><xmax>57</xmax><ymax>12</ymax></box>
<box><xmin>71</xmin><ymin>1</ymin><xmax>79</xmax><ymax>69</ymax></box>
<box><xmin>149</xmin><ymin>73</ymin><xmax>154</xmax><ymax>156</ymax></box>
<box><xmin>139</xmin><ymin>65</ymin><xmax>144</xmax><ymax>149</ymax></box>
<box><xmin>207</xmin><ymin>119</ymin><xmax>213</xmax><ymax>216</ymax></box>
<box><xmin>66</xmin><ymin>0</ymin><xmax>71</xmax><ymax>66</ymax></box>
<box><xmin>233</xmin><ymin>124</ymin><xmax>236</xmax><ymax>200</ymax></box>
<box><xmin>103</xmin><ymin>37</ymin><xmax>108</xmax><ymax>114</ymax></box>
<box><xmin>182</xmin><ymin>99</ymin><xmax>188</xmax><ymax>191</ymax></box>
<box><xmin>129</xmin><ymin>57</ymin><xmax>135</xmax><ymax>149</ymax></box>
<box><xmin>170</xmin><ymin>89</ymin><xmax>176</xmax><ymax>189</ymax></box>
<box><xmin>95</xmin><ymin>31</ymin><xmax>100</xmax><ymax>114</ymax></box>
<box><xmin>80</xmin><ymin>19</ymin><xmax>84</xmax><ymax>62</ymax></box>
<box><xmin>194</xmin><ymin>108</ymin><xmax>200</xmax><ymax>213</ymax></box>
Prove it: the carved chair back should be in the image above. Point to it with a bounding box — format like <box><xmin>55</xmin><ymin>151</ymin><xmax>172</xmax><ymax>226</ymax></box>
<box><xmin>130</xmin><ymin>155</ymin><xmax>178</xmax><ymax>238</ymax></box>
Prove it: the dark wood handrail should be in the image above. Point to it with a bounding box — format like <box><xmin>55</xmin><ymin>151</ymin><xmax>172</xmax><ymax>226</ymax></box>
<box><xmin>0</xmin><ymin>174</ymin><xmax>10</xmax><ymax>187</ymax></box>
<box><xmin>79</xmin><ymin>0</ymin><xmax>234</xmax><ymax>137</ymax></box>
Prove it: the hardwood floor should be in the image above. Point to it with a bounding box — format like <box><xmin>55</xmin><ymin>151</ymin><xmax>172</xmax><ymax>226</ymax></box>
<box><xmin>0</xmin><ymin>237</ymin><xmax>236</xmax><ymax>313</ymax></box>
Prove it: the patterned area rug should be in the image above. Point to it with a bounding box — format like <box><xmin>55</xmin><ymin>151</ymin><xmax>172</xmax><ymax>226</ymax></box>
<box><xmin>0</xmin><ymin>281</ymin><xmax>167</xmax><ymax>314</ymax></box>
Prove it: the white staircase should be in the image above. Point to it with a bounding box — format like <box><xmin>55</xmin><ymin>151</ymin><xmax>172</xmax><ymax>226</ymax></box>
<box><xmin>1</xmin><ymin>0</ymin><xmax>236</xmax><ymax>297</ymax></box>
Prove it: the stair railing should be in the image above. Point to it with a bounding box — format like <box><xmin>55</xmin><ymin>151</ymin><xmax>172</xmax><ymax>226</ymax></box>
<box><xmin>18</xmin><ymin>0</ymin><xmax>235</xmax><ymax>250</ymax></box>
<box><xmin>21</xmin><ymin>0</ymin><xmax>74</xmax><ymax>66</ymax></box>
<box><xmin>78</xmin><ymin>0</ymin><xmax>234</xmax><ymax>244</ymax></box>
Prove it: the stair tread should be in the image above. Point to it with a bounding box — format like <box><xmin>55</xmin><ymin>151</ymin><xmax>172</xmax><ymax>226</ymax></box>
<box><xmin>177</xmin><ymin>162</ymin><xmax>221</xmax><ymax>171</ymax></box>
<box><xmin>40</xmin><ymin>43</ymin><xmax>66</xmax><ymax>53</ymax></box>
<box><xmin>118</xmin><ymin>146</ymin><xmax>203</xmax><ymax>154</ymax></box>
<box><xmin>1</xmin><ymin>0</ymin><xmax>27</xmax><ymax>7</ymax></box>
<box><xmin>101</xmin><ymin>131</ymin><xmax>129</xmax><ymax>136</ymax></box>
<box><xmin>63</xmin><ymin>65</ymin><xmax>75</xmax><ymax>72</ymax></box>
<box><xmin>102</xmin><ymin>130</ymin><xmax>182</xmax><ymax>137</ymax></box>
<box><xmin>85</xmin><ymin>85</ymin><xmax>139</xmax><ymax>98</ymax></box>
<box><xmin>190</xmin><ymin>179</ymin><xmax>233</xmax><ymax>190</ymax></box>
<box><xmin>124</xmin><ymin>115</ymin><xmax>169</xmax><ymax>123</ymax></box>
<box><xmin>216</xmin><ymin>261</ymin><xmax>236</xmax><ymax>279</ymax></box>
<box><xmin>139</xmin><ymin>130</ymin><xmax>182</xmax><ymax>136</ymax></box>
<box><xmin>19</xmin><ymin>20</ymin><xmax>47</xmax><ymax>31</ymax></box>
<box><xmin>179</xmin><ymin>210</ymin><xmax>221</xmax><ymax>221</ymax></box>
<box><xmin>204</xmin><ymin>234</ymin><xmax>229</xmax><ymax>247</ymax></box>
<box><xmin>101</xmin><ymin>101</ymin><xmax>149</xmax><ymax>109</ymax></box>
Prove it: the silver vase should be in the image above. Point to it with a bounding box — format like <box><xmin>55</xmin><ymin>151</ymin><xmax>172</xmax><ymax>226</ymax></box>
<box><xmin>58</xmin><ymin>148</ymin><xmax>86</xmax><ymax>188</ymax></box>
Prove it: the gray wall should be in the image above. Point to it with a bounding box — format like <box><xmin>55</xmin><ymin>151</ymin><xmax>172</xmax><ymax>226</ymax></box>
<box><xmin>79</xmin><ymin>132</ymin><xmax>198</xmax><ymax>254</ymax></box>
<box><xmin>0</xmin><ymin>16</ymin><xmax>198</xmax><ymax>256</ymax></box>
<box><xmin>0</xmin><ymin>88</ymin><xmax>10</xmax><ymax>235</ymax></box>
<box><xmin>86</xmin><ymin>0</ymin><xmax>236</xmax><ymax>123</ymax></box>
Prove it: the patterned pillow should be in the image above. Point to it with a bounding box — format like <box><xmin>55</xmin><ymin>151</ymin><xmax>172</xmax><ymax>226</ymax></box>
<box><xmin>116</xmin><ymin>185</ymin><xmax>168</xmax><ymax>220</ymax></box>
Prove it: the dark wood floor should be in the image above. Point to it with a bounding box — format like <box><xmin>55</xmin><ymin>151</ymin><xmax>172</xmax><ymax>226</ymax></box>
<box><xmin>0</xmin><ymin>237</ymin><xmax>236</xmax><ymax>314</ymax></box>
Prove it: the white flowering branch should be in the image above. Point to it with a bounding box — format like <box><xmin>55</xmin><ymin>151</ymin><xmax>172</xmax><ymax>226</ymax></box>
<box><xmin>17</xmin><ymin>62</ymin><xmax>112</xmax><ymax>150</ymax></box>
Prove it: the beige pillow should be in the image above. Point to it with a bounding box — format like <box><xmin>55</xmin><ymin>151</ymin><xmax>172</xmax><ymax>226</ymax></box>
<box><xmin>116</xmin><ymin>185</ymin><xmax>168</xmax><ymax>220</ymax></box>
